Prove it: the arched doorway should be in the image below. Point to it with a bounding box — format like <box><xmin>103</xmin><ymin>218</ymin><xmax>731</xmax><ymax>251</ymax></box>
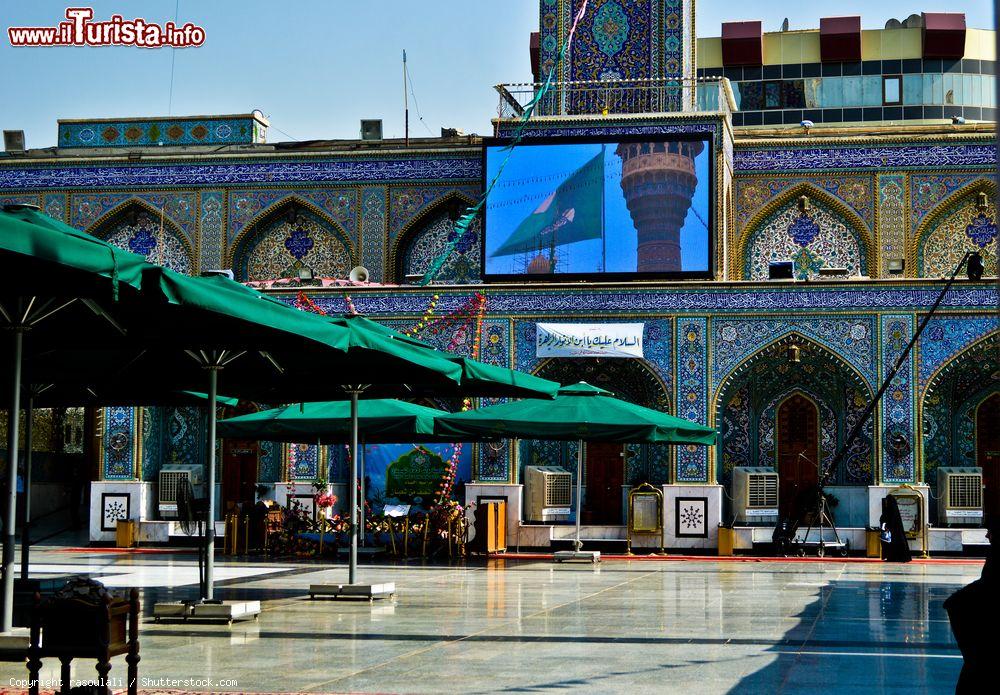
<box><xmin>89</xmin><ymin>201</ymin><xmax>193</xmax><ymax>274</ymax></box>
<box><xmin>530</xmin><ymin>358</ymin><xmax>670</xmax><ymax>525</ymax></box>
<box><xmin>221</xmin><ymin>402</ymin><xmax>261</xmax><ymax>513</ymax></box>
<box><xmin>776</xmin><ymin>393</ymin><xmax>820</xmax><ymax>518</ymax></box>
<box><xmin>978</xmin><ymin>393</ymin><xmax>1000</xmax><ymax>516</ymax></box>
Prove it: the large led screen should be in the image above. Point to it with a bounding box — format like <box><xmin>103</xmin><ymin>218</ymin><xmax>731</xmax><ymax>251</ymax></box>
<box><xmin>483</xmin><ymin>134</ymin><xmax>713</xmax><ymax>280</ymax></box>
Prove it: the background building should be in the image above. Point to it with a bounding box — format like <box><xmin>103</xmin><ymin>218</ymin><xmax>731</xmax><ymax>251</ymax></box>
<box><xmin>0</xmin><ymin>2</ymin><xmax>996</xmax><ymax>552</ymax></box>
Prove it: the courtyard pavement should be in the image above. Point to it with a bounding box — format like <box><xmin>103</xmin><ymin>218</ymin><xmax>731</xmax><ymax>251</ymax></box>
<box><xmin>0</xmin><ymin>548</ymin><xmax>980</xmax><ymax>694</ymax></box>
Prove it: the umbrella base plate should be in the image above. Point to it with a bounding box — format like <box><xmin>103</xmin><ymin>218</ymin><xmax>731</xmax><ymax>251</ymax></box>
<box><xmin>553</xmin><ymin>550</ymin><xmax>601</xmax><ymax>564</ymax></box>
<box><xmin>309</xmin><ymin>583</ymin><xmax>396</xmax><ymax>601</ymax></box>
<box><xmin>153</xmin><ymin>600</ymin><xmax>261</xmax><ymax>624</ymax></box>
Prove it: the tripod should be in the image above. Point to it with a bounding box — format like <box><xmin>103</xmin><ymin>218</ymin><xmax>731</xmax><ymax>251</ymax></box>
<box><xmin>797</xmin><ymin>453</ymin><xmax>847</xmax><ymax>558</ymax></box>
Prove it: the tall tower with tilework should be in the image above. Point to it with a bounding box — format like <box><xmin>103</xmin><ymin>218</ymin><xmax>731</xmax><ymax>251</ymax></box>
<box><xmin>537</xmin><ymin>0</ymin><xmax>696</xmax><ymax>86</ymax></box>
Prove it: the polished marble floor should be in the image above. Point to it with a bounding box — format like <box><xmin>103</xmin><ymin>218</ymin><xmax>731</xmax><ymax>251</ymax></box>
<box><xmin>1</xmin><ymin>549</ymin><xmax>980</xmax><ymax>694</ymax></box>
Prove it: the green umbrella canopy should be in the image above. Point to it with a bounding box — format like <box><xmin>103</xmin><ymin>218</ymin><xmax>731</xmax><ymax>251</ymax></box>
<box><xmin>332</xmin><ymin>313</ymin><xmax>560</xmax><ymax>400</ymax></box>
<box><xmin>217</xmin><ymin>399</ymin><xmax>458</xmax><ymax>444</ymax></box>
<box><xmin>435</xmin><ymin>381</ymin><xmax>718</xmax><ymax>445</ymax></box>
<box><xmin>0</xmin><ymin>204</ymin><xmax>148</xmax><ymax>299</ymax></box>
<box><xmin>21</xmin><ymin>267</ymin><xmax>474</xmax><ymax>402</ymax></box>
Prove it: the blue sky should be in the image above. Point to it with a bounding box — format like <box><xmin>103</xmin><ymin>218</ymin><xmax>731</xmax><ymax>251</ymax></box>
<box><xmin>1</xmin><ymin>1</ymin><xmax>993</xmax><ymax>148</ymax></box>
<box><xmin>484</xmin><ymin>141</ymin><xmax>710</xmax><ymax>275</ymax></box>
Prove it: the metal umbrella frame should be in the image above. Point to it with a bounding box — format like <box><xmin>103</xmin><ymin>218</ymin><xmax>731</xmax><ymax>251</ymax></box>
<box><xmin>436</xmin><ymin>382</ymin><xmax>718</xmax><ymax>556</ymax></box>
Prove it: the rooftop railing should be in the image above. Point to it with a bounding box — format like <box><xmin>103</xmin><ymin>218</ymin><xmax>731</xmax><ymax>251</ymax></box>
<box><xmin>494</xmin><ymin>78</ymin><xmax>735</xmax><ymax>120</ymax></box>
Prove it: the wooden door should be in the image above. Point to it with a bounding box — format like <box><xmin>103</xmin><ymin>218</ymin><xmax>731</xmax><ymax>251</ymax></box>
<box><xmin>221</xmin><ymin>406</ymin><xmax>260</xmax><ymax>513</ymax></box>
<box><xmin>977</xmin><ymin>393</ymin><xmax>1000</xmax><ymax>517</ymax></box>
<box><xmin>777</xmin><ymin>394</ymin><xmax>819</xmax><ymax>519</ymax></box>
<box><xmin>583</xmin><ymin>442</ymin><xmax>625</xmax><ymax>524</ymax></box>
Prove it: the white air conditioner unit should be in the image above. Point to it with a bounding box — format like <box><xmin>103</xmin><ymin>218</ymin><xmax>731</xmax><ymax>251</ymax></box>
<box><xmin>937</xmin><ymin>467</ymin><xmax>984</xmax><ymax>526</ymax></box>
<box><xmin>731</xmin><ymin>467</ymin><xmax>779</xmax><ymax>524</ymax></box>
<box><xmin>158</xmin><ymin>464</ymin><xmax>205</xmax><ymax>519</ymax></box>
<box><xmin>525</xmin><ymin>465</ymin><xmax>572</xmax><ymax>523</ymax></box>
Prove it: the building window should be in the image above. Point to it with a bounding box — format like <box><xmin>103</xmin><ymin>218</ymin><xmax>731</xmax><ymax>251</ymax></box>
<box><xmin>883</xmin><ymin>76</ymin><xmax>902</xmax><ymax>105</ymax></box>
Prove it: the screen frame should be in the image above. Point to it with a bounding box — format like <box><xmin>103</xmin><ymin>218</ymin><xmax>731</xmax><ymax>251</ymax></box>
<box><xmin>480</xmin><ymin>131</ymin><xmax>716</xmax><ymax>283</ymax></box>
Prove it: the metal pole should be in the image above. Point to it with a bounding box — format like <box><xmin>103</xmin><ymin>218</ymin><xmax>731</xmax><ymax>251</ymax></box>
<box><xmin>349</xmin><ymin>390</ymin><xmax>360</xmax><ymax>584</ymax></box>
<box><xmin>575</xmin><ymin>439</ymin><xmax>584</xmax><ymax>552</ymax></box>
<box><xmin>19</xmin><ymin>392</ymin><xmax>32</xmax><ymax>580</ymax></box>
<box><xmin>204</xmin><ymin>366</ymin><xmax>218</xmax><ymax>601</ymax></box>
<box><xmin>2</xmin><ymin>327</ymin><xmax>23</xmax><ymax>632</ymax></box>
<box><xmin>821</xmin><ymin>251</ymin><xmax>977</xmax><ymax>489</ymax></box>
<box><xmin>359</xmin><ymin>439</ymin><xmax>366</xmax><ymax>548</ymax></box>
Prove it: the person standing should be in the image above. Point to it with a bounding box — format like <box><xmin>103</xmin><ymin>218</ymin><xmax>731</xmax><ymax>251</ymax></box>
<box><xmin>945</xmin><ymin>516</ymin><xmax>999</xmax><ymax>693</ymax></box>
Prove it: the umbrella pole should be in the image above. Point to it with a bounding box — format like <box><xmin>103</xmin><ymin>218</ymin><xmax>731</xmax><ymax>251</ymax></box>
<box><xmin>359</xmin><ymin>440</ymin><xmax>365</xmax><ymax>549</ymax></box>
<box><xmin>2</xmin><ymin>326</ymin><xmax>23</xmax><ymax>633</ymax></box>
<box><xmin>575</xmin><ymin>439</ymin><xmax>584</xmax><ymax>552</ymax></box>
<box><xmin>348</xmin><ymin>389</ymin><xmax>361</xmax><ymax>585</ymax></box>
<box><xmin>19</xmin><ymin>392</ymin><xmax>33</xmax><ymax>580</ymax></box>
<box><xmin>204</xmin><ymin>367</ymin><xmax>219</xmax><ymax>601</ymax></box>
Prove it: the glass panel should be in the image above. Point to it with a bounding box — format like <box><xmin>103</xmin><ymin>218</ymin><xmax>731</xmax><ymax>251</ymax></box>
<box><xmin>822</xmin><ymin>77</ymin><xmax>843</xmax><ymax>107</ymax></box>
<box><xmin>883</xmin><ymin>76</ymin><xmax>901</xmax><ymax>105</ymax></box>
<box><xmin>985</xmin><ymin>76</ymin><xmax>994</xmax><ymax>108</ymax></box>
<box><xmin>764</xmin><ymin>81</ymin><xmax>782</xmax><ymax>109</ymax></box>
<box><xmin>931</xmin><ymin>74</ymin><xmax>943</xmax><ymax>104</ymax></box>
<box><xmin>863</xmin><ymin>76</ymin><xmax>882</xmax><ymax>106</ymax></box>
<box><xmin>964</xmin><ymin>74</ymin><xmax>976</xmax><ymax>106</ymax></box>
<box><xmin>783</xmin><ymin>80</ymin><xmax>806</xmax><ymax>109</ymax></box>
<box><xmin>804</xmin><ymin>78</ymin><xmax>822</xmax><ymax>108</ymax></box>
<box><xmin>740</xmin><ymin>82</ymin><xmax>764</xmax><ymax>110</ymax></box>
<box><xmin>903</xmin><ymin>75</ymin><xmax>922</xmax><ymax>105</ymax></box>
<box><xmin>943</xmin><ymin>73</ymin><xmax>956</xmax><ymax>104</ymax></box>
<box><xmin>922</xmin><ymin>74</ymin><xmax>934</xmax><ymax>104</ymax></box>
<box><xmin>842</xmin><ymin>77</ymin><xmax>863</xmax><ymax>107</ymax></box>
<box><xmin>730</xmin><ymin>81</ymin><xmax>742</xmax><ymax>109</ymax></box>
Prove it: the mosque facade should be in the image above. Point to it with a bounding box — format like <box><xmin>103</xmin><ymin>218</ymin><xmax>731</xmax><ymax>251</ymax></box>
<box><xmin>0</xmin><ymin>1</ymin><xmax>996</xmax><ymax>552</ymax></box>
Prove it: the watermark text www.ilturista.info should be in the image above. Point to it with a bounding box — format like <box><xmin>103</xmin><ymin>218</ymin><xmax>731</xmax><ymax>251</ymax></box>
<box><xmin>8</xmin><ymin>7</ymin><xmax>205</xmax><ymax>47</ymax></box>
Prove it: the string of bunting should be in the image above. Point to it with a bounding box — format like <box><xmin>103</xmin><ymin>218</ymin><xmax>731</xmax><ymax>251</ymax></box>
<box><xmin>293</xmin><ymin>289</ymin><xmax>488</xmax><ymax>505</ymax></box>
<box><xmin>417</xmin><ymin>0</ymin><xmax>592</xmax><ymax>286</ymax></box>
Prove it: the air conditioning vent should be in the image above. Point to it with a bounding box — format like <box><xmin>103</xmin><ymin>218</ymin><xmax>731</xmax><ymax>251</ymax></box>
<box><xmin>157</xmin><ymin>464</ymin><xmax>204</xmax><ymax>518</ymax></box>
<box><xmin>525</xmin><ymin>465</ymin><xmax>572</xmax><ymax>522</ymax></box>
<box><xmin>731</xmin><ymin>467</ymin><xmax>779</xmax><ymax>524</ymax></box>
<box><xmin>937</xmin><ymin>467</ymin><xmax>984</xmax><ymax>526</ymax></box>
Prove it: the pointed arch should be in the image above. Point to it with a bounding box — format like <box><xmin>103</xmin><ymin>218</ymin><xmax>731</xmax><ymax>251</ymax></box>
<box><xmin>388</xmin><ymin>191</ymin><xmax>478</xmax><ymax>284</ymax></box>
<box><xmin>910</xmin><ymin>178</ymin><xmax>997</xmax><ymax>278</ymax></box>
<box><xmin>530</xmin><ymin>357</ymin><xmax>671</xmax><ymax>411</ymax></box>
<box><xmin>712</xmin><ymin>331</ymin><xmax>873</xmax><ymax>426</ymax></box>
<box><xmin>228</xmin><ymin>196</ymin><xmax>356</xmax><ymax>282</ymax></box>
<box><xmin>227</xmin><ymin>194</ymin><xmax>355</xmax><ymax>269</ymax></box>
<box><xmin>919</xmin><ymin>331</ymin><xmax>1000</xmax><ymax>484</ymax></box>
<box><xmin>735</xmin><ymin>183</ymin><xmax>875</xmax><ymax>280</ymax></box>
<box><xmin>86</xmin><ymin>197</ymin><xmax>194</xmax><ymax>273</ymax></box>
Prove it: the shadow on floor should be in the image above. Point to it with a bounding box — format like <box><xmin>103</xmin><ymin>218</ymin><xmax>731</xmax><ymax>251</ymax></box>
<box><xmin>727</xmin><ymin>578</ymin><xmax>963</xmax><ymax>693</ymax></box>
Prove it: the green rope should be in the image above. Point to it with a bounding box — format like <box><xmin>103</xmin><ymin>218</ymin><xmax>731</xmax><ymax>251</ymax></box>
<box><xmin>419</xmin><ymin>1</ymin><xmax>590</xmax><ymax>286</ymax></box>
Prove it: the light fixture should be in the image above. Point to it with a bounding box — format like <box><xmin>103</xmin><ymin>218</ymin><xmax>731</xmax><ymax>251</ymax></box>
<box><xmin>797</xmin><ymin>195</ymin><xmax>812</xmax><ymax>214</ymax></box>
<box><xmin>800</xmin><ymin>119</ymin><xmax>814</xmax><ymax>131</ymax></box>
<box><xmin>966</xmin><ymin>252</ymin><xmax>984</xmax><ymax>281</ymax></box>
<box><xmin>786</xmin><ymin>343</ymin><xmax>802</xmax><ymax>363</ymax></box>
<box><xmin>297</xmin><ymin>266</ymin><xmax>315</xmax><ymax>282</ymax></box>
<box><xmin>976</xmin><ymin>191</ymin><xmax>990</xmax><ymax>213</ymax></box>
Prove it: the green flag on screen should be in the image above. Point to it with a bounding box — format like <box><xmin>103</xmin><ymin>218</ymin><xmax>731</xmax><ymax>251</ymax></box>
<box><xmin>491</xmin><ymin>148</ymin><xmax>605</xmax><ymax>258</ymax></box>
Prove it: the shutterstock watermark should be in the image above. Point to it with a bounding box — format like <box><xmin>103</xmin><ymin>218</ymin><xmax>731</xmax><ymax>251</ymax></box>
<box><xmin>8</xmin><ymin>7</ymin><xmax>205</xmax><ymax>48</ymax></box>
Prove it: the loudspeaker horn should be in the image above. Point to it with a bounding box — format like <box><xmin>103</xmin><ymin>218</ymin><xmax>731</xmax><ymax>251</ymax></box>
<box><xmin>349</xmin><ymin>266</ymin><xmax>370</xmax><ymax>283</ymax></box>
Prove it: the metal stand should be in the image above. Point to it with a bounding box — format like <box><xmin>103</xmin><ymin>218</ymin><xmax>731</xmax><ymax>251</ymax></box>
<box><xmin>307</xmin><ymin>387</ymin><xmax>394</xmax><ymax>601</ymax></box>
<box><xmin>554</xmin><ymin>440</ymin><xmax>600</xmax><ymax>564</ymax></box>
<box><xmin>797</xmin><ymin>490</ymin><xmax>847</xmax><ymax>558</ymax></box>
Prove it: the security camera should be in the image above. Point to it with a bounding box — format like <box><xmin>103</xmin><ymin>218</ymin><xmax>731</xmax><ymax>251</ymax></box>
<box><xmin>800</xmin><ymin>120</ymin><xmax>814</xmax><ymax>130</ymax></box>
